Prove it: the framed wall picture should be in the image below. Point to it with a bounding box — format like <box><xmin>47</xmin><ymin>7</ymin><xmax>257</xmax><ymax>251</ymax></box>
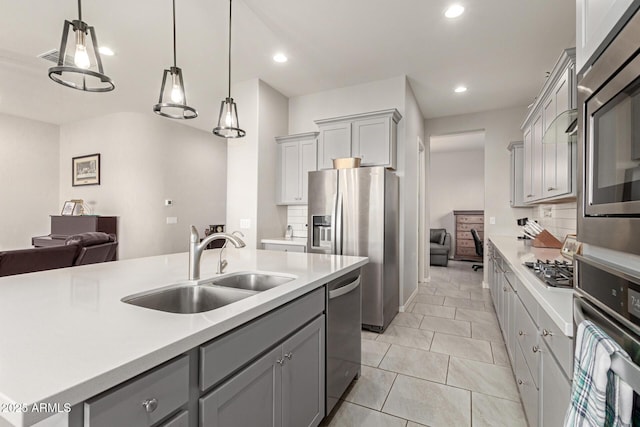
<box><xmin>72</xmin><ymin>153</ymin><xmax>100</xmax><ymax>186</ymax></box>
<box><xmin>61</xmin><ymin>201</ymin><xmax>76</xmax><ymax>216</ymax></box>
<box><xmin>561</xmin><ymin>234</ymin><xmax>582</xmax><ymax>260</ymax></box>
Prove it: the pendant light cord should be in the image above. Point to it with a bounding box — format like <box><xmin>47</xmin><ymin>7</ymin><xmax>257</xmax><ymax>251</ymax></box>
<box><xmin>172</xmin><ymin>0</ymin><xmax>177</xmax><ymax>67</ymax></box>
<box><xmin>227</xmin><ymin>0</ymin><xmax>232</xmax><ymax>97</ymax></box>
<box><xmin>77</xmin><ymin>0</ymin><xmax>82</xmax><ymax>21</ymax></box>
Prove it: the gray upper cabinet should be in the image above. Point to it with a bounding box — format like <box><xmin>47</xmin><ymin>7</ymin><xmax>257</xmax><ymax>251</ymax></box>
<box><xmin>508</xmin><ymin>141</ymin><xmax>527</xmax><ymax>207</ymax></box>
<box><xmin>276</xmin><ymin>132</ymin><xmax>319</xmax><ymax>205</ymax></box>
<box><xmin>521</xmin><ymin>48</ymin><xmax>576</xmax><ymax>204</ymax></box>
<box><xmin>315</xmin><ymin>109</ymin><xmax>401</xmax><ymax>170</ymax></box>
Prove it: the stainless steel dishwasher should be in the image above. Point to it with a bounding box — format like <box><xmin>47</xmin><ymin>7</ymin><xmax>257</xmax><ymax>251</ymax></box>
<box><xmin>326</xmin><ymin>269</ymin><xmax>362</xmax><ymax>414</ymax></box>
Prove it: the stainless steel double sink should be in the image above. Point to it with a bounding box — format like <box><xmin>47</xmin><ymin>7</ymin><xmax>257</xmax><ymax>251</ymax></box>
<box><xmin>122</xmin><ymin>272</ymin><xmax>295</xmax><ymax>314</ymax></box>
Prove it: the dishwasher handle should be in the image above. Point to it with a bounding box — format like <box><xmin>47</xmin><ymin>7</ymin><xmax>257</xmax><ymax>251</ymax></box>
<box><xmin>329</xmin><ymin>276</ymin><xmax>360</xmax><ymax>300</ymax></box>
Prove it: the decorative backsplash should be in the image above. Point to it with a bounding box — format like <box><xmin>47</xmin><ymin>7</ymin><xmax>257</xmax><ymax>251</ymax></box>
<box><xmin>287</xmin><ymin>206</ymin><xmax>308</xmax><ymax>238</ymax></box>
<box><xmin>530</xmin><ymin>202</ymin><xmax>577</xmax><ymax>240</ymax></box>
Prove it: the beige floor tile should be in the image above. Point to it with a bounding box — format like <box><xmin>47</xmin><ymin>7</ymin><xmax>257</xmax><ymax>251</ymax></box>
<box><xmin>491</xmin><ymin>342</ymin><xmax>510</xmax><ymax>366</ymax></box>
<box><xmin>420</xmin><ymin>315</ymin><xmax>471</xmax><ymax>337</ymax></box>
<box><xmin>455</xmin><ymin>307</ymin><xmax>498</xmax><ymax>324</ymax></box>
<box><xmin>418</xmin><ymin>285</ymin><xmax>437</xmax><ymax>295</ymax></box>
<box><xmin>390</xmin><ymin>312</ymin><xmax>424</xmax><ymax>329</ymax></box>
<box><xmin>379</xmin><ymin>345</ymin><xmax>449</xmax><ymax>383</ymax></box>
<box><xmin>362</xmin><ymin>330</ymin><xmax>380</xmax><ymax>341</ymax></box>
<box><xmin>376</xmin><ymin>325</ymin><xmax>434</xmax><ymax>351</ymax></box>
<box><xmin>343</xmin><ymin>366</ymin><xmax>397</xmax><ymax>411</ymax></box>
<box><xmin>471</xmin><ymin>321</ymin><xmax>504</xmax><ymax>343</ymax></box>
<box><xmin>407</xmin><ymin>423</ymin><xmax>428</xmax><ymax>427</ymax></box>
<box><xmin>430</xmin><ymin>333</ymin><xmax>493</xmax><ymax>363</ymax></box>
<box><xmin>434</xmin><ymin>288</ymin><xmax>471</xmax><ymax>299</ymax></box>
<box><xmin>322</xmin><ymin>401</ymin><xmax>407</xmax><ymax>427</ymax></box>
<box><xmin>411</xmin><ymin>302</ymin><xmax>456</xmax><ymax>319</ymax></box>
<box><xmin>382</xmin><ymin>374</ymin><xmax>471</xmax><ymax>427</ymax></box>
<box><xmin>361</xmin><ymin>339</ymin><xmax>390</xmax><ymax>367</ymax></box>
<box><xmin>469</xmin><ymin>289</ymin><xmax>492</xmax><ymax>301</ymax></box>
<box><xmin>443</xmin><ymin>296</ymin><xmax>485</xmax><ymax>310</ymax></box>
<box><xmin>447</xmin><ymin>357</ymin><xmax>520</xmax><ymax>401</ymax></box>
<box><xmin>472</xmin><ymin>392</ymin><xmax>527</xmax><ymax>427</ymax></box>
<box><xmin>459</xmin><ymin>283</ymin><xmax>483</xmax><ymax>291</ymax></box>
<box><xmin>413</xmin><ymin>294</ymin><xmax>445</xmax><ymax>305</ymax></box>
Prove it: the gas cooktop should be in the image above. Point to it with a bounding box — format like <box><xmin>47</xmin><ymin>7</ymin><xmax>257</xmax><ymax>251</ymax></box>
<box><xmin>523</xmin><ymin>259</ymin><xmax>574</xmax><ymax>289</ymax></box>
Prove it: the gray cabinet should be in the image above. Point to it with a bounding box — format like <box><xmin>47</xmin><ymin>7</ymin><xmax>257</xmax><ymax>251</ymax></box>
<box><xmin>508</xmin><ymin>141</ymin><xmax>527</xmax><ymax>207</ymax></box>
<box><xmin>521</xmin><ymin>49</ymin><xmax>576</xmax><ymax>204</ymax></box>
<box><xmin>262</xmin><ymin>242</ymin><xmax>306</xmax><ymax>253</ymax></box>
<box><xmin>540</xmin><ymin>340</ymin><xmax>571</xmax><ymax>427</ymax></box>
<box><xmin>315</xmin><ymin>109</ymin><xmax>401</xmax><ymax>170</ymax></box>
<box><xmin>276</xmin><ymin>132</ymin><xmax>318</xmax><ymax>205</ymax></box>
<box><xmin>200</xmin><ymin>316</ymin><xmax>325</xmax><ymax>427</ymax></box>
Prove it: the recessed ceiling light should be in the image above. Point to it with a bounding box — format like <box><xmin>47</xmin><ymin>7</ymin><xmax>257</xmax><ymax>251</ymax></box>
<box><xmin>445</xmin><ymin>4</ymin><xmax>465</xmax><ymax>18</ymax></box>
<box><xmin>273</xmin><ymin>53</ymin><xmax>288</xmax><ymax>63</ymax></box>
<box><xmin>98</xmin><ymin>46</ymin><xmax>114</xmax><ymax>56</ymax></box>
<box><xmin>454</xmin><ymin>86</ymin><xmax>467</xmax><ymax>93</ymax></box>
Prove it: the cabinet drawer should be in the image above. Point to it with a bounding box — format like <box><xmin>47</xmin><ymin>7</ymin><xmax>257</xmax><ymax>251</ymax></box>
<box><xmin>456</xmin><ymin>246</ymin><xmax>478</xmax><ymax>256</ymax></box>
<box><xmin>84</xmin><ymin>355</ymin><xmax>189</xmax><ymax>427</ymax></box>
<box><xmin>457</xmin><ymin>215</ymin><xmax>484</xmax><ymax>224</ymax></box>
<box><xmin>517</xmin><ymin>283</ymin><xmax>539</xmax><ymax>325</ymax></box>
<box><xmin>263</xmin><ymin>243</ymin><xmax>305</xmax><ymax>253</ymax></box>
<box><xmin>539</xmin><ymin>307</ymin><xmax>573</xmax><ymax>377</ymax></box>
<box><xmin>515</xmin><ymin>299</ymin><xmax>540</xmax><ymax>387</ymax></box>
<box><xmin>541</xmin><ymin>340</ymin><xmax>572</xmax><ymax>427</ymax></box>
<box><xmin>200</xmin><ymin>287</ymin><xmax>324</xmax><ymax>391</ymax></box>
<box><xmin>161</xmin><ymin>410</ymin><xmax>189</xmax><ymax>427</ymax></box>
<box><xmin>515</xmin><ymin>342</ymin><xmax>539</xmax><ymax>427</ymax></box>
<box><xmin>456</xmin><ymin>239</ymin><xmax>476</xmax><ymax>248</ymax></box>
<box><xmin>457</xmin><ymin>223</ymin><xmax>484</xmax><ymax>232</ymax></box>
<box><xmin>456</xmin><ymin>231</ymin><xmax>483</xmax><ymax>241</ymax></box>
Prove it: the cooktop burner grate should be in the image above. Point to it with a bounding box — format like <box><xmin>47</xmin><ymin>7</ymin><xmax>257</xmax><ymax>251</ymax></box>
<box><xmin>523</xmin><ymin>259</ymin><xmax>574</xmax><ymax>288</ymax></box>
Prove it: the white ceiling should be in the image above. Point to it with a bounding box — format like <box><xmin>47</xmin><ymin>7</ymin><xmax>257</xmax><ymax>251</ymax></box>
<box><xmin>0</xmin><ymin>0</ymin><xmax>576</xmax><ymax>132</ymax></box>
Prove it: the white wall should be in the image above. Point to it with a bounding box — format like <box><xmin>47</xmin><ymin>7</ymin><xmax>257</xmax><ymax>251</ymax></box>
<box><xmin>425</xmin><ymin>106</ymin><xmax>533</xmax><ymax>283</ymax></box>
<box><xmin>0</xmin><ymin>113</ymin><xmax>59</xmax><ymax>250</ymax></box>
<box><xmin>59</xmin><ymin>112</ymin><xmax>227</xmax><ymax>260</ymax></box>
<box><xmin>288</xmin><ymin>75</ymin><xmax>425</xmax><ymax>307</ymax></box>
<box><xmin>227</xmin><ymin>79</ymin><xmax>288</xmax><ymax>249</ymax></box>
<box><xmin>530</xmin><ymin>202</ymin><xmax>577</xmax><ymax>239</ymax></box>
<box><xmin>429</xmin><ymin>149</ymin><xmax>485</xmax><ymax>255</ymax></box>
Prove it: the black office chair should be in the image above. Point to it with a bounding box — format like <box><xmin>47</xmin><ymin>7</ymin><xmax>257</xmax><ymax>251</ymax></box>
<box><xmin>470</xmin><ymin>228</ymin><xmax>483</xmax><ymax>271</ymax></box>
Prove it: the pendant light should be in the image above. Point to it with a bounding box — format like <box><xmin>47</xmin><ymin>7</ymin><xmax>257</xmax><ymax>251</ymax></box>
<box><xmin>153</xmin><ymin>0</ymin><xmax>197</xmax><ymax>119</ymax></box>
<box><xmin>48</xmin><ymin>0</ymin><xmax>114</xmax><ymax>92</ymax></box>
<box><xmin>213</xmin><ymin>0</ymin><xmax>245</xmax><ymax>138</ymax></box>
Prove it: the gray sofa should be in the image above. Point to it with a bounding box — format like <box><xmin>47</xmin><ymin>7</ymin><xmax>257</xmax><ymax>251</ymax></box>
<box><xmin>430</xmin><ymin>228</ymin><xmax>451</xmax><ymax>267</ymax></box>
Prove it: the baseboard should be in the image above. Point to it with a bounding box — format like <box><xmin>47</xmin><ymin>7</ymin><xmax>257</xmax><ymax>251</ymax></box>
<box><xmin>482</xmin><ymin>280</ymin><xmax>489</xmax><ymax>289</ymax></box>
<box><xmin>399</xmin><ymin>286</ymin><xmax>419</xmax><ymax>312</ymax></box>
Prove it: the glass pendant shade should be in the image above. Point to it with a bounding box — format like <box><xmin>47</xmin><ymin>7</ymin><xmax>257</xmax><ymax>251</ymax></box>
<box><xmin>213</xmin><ymin>97</ymin><xmax>245</xmax><ymax>138</ymax></box>
<box><xmin>153</xmin><ymin>0</ymin><xmax>197</xmax><ymax>120</ymax></box>
<box><xmin>213</xmin><ymin>0</ymin><xmax>245</xmax><ymax>138</ymax></box>
<box><xmin>153</xmin><ymin>66</ymin><xmax>197</xmax><ymax>119</ymax></box>
<box><xmin>48</xmin><ymin>1</ymin><xmax>114</xmax><ymax>92</ymax></box>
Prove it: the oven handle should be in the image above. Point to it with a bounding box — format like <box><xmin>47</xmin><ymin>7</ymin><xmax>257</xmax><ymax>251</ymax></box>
<box><xmin>574</xmin><ymin>297</ymin><xmax>640</xmax><ymax>394</ymax></box>
<box><xmin>329</xmin><ymin>276</ymin><xmax>360</xmax><ymax>300</ymax></box>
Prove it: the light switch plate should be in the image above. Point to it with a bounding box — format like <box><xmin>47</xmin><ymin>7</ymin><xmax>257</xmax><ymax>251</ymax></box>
<box><xmin>240</xmin><ymin>219</ymin><xmax>251</xmax><ymax>229</ymax></box>
<box><xmin>166</xmin><ymin>217</ymin><xmax>178</xmax><ymax>224</ymax></box>
<box><xmin>489</xmin><ymin>216</ymin><xmax>496</xmax><ymax>225</ymax></box>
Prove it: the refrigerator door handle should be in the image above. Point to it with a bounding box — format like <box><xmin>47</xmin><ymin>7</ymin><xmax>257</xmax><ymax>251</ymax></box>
<box><xmin>336</xmin><ymin>191</ymin><xmax>343</xmax><ymax>255</ymax></box>
<box><xmin>331</xmin><ymin>192</ymin><xmax>338</xmax><ymax>254</ymax></box>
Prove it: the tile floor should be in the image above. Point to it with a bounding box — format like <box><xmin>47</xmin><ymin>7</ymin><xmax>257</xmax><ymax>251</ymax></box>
<box><xmin>321</xmin><ymin>261</ymin><xmax>528</xmax><ymax>427</ymax></box>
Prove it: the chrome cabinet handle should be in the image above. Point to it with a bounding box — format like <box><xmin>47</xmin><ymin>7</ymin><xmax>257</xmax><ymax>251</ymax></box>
<box><xmin>532</xmin><ymin>345</ymin><xmax>539</xmax><ymax>353</ymax></box>
<box><xmin>142</xmin><ymin>398</ymin><xmax>158</xmax><ymax>413</ymax></box>
<box><xmin>547</xmin><ymin>187</ymin><xmax>556</xmax><ymax>191</ymax></box>
<box><xmin>526</xmin><ymin>194</ymin><xmax>534</xmax><ymax>198</ymax></box>
<box><xmin>517</xmin><ymin>379</ymin><xmax>523</xmax><ymax>385</ymax></box>
<box><xmin>518</xmin><ymin>331</ymin><xmax>524</xmax><ymax>336</ymax></box>
<box><xmin>276</xmin><ymin>358</ymin><xmax>285</xmax><ymax>366</ymax></box>
<box><xmin>542</xmin><ymin>329</ymin><xmax>552</xmax><ymax>337</ymax></box>
<box><xmin>284</xmin><ymin>352</ymin><xmax>293</xmax><ymax>360</ymax></box>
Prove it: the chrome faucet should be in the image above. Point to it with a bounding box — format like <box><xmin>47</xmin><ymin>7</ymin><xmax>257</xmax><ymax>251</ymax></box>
<box><xmin>218</xmin><ymin>231</ymin><xmax>245</xmax><ymax>274</ymax></box>
<box><xmin>189</xmin><ymin>226</ymin><xmax>246</xmax><ymax>280</ymax></box>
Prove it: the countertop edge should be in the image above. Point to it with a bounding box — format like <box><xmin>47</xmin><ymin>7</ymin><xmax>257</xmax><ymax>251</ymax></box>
<box><xmin>261</xmin><ymin>238</ymin><xmax>308</xmax><ymax>246</ymax></box>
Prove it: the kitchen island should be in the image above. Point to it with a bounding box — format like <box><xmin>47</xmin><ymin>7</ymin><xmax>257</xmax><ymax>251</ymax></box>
<box><xmin>0</xmin><ymin>248</ymin><xmax>367</xmax><ymax>427</ymax></box>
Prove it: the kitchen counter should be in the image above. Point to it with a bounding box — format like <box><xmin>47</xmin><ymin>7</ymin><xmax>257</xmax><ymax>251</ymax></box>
<box><xmin>260</xmin><ymin>237</ymin><xmax>307</xmax><ymax>247</ymax></box>
<box><xmin>0</xmin><ymin>248</ymin><xmax>367</xmax><ymax>427</ymax></box>
<box><xmin>489</xmin><ymin>236</ymin><xmax>574</xmax><ymax>336</ymax></box>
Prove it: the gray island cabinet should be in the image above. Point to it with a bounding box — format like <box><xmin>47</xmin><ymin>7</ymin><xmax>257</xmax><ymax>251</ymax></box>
<box><xmin>78</xmin><ymin>286</ymin><xmax>328</xmax><ymax>427</ymax></box>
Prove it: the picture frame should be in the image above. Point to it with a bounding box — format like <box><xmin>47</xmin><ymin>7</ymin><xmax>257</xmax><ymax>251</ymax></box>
<box><xmin>561</xmin><ymin>234</ymin><xmax>582</xmax><ymax>260</ymax></box>
<box><xmin>61</xmin><ymin>201</ymin><xmax>76</xmax><ymax>216</ymax></box>
<box><xmin>72</xmin><ymin>153</ymin><xmax>100</xmax><ymax>186</ymax></box>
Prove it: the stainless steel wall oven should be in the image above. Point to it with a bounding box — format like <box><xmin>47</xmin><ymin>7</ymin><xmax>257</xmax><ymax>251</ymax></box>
<box><xmin>578</xmin><ymin>6</ymin><xmax>640</xmax><ymax>255</ymax></box>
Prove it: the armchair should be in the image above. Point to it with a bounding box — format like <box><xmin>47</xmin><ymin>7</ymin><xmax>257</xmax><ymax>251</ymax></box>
<box><xmin>430</xmin><ymin>228</ymin><xmax>451</xmax><ymax>267</ymax></box>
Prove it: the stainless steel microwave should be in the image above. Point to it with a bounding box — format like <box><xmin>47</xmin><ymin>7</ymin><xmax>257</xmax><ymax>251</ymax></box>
<box><xmin>578</xmin><ymin>6</ymin><xmax>640</xmax><ymax>255</ymax></box>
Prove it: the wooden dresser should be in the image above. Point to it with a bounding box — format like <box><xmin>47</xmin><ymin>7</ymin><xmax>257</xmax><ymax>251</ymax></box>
<box><xmin>453</xmin><ymin>210</ymin><xmax>484</xmax><ymax>261</ymax></box>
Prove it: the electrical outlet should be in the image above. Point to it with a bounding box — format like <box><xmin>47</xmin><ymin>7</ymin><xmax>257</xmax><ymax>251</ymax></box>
<box><xmin>240</xmin><ymin>219</ymin><xmax>251</xmax><ymax>229</ymax></box>
<box><xmin>164</xmin><ymin>199</ymin><xmax>173</xmax><ymax>206</ymax></box>
<box><xmin>489</xmin><ymin>216</ymin><xmax>496</xmax><ymax>225</ymax></box>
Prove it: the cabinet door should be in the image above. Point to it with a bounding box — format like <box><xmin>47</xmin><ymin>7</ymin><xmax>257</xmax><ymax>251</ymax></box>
<box><xmin>281</xmin><ymin>316</ymin><xmax>325</xmax><ymax>427</ymax></box>
<box><xmin>280</xmin><ymin>141</ymin><xmax>301</xmax><ymax>204</ymax></box>
<box><xmin>318</xmin><ymin>122</ymin><xmax>351</xmax><ymax>170</ymax></box>
<box><xmin>523</xmin><ymin>127</ymin><xmax>534</xmax><ymax>203</ymax></box>
<box><xmin>543</xmin><ymin>69</ymin><xmax>572</xmax><ymax>199</ymax></box>
<box><xmin>510</xmin><ymin>143</ymin><xmax>526</xmax><ymax>207</ymax></box>
<box><xmin>352</xmin><ymin>117</ymin><xmax>391</xmax><ymax>167</ymax></box>
<box><xmin>540</xmin><ymin>341</ymin><xmax>571</xmax><ymax>427</ymax></box>
<box><xmin>515</xmin><ymin>343</ymin><xmax>539</xmax><ymax>427</ymax></box>
<box><xmin>531</xmin><ymin>112</ymin><xmax>544</xmax><ymax>201</ymax></box>
<box><xmin>299</xmin><ymin>139</ymin><xmax>317</xmax><ymax>204</ymax></box>
<box><xmin>200</xmin><ymin>347</ymin><xmax>282</xmax><ymax>427</ymax></box>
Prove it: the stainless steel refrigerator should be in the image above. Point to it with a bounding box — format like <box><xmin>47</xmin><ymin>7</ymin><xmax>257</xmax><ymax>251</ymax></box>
<box><xmin>307</xmin><ymin>166</ymin><xmax>399</xmax><ymax>332</ymax></box>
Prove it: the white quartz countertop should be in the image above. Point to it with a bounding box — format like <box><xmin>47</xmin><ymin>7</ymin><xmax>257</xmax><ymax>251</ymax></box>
<box><xmin>489</xmin><ymin>236</ymin><xmax>574</xmax><ymax>337</ymax></box>
<box><xmin>261</xmin><ymin>237</ymin><xmax>308</xmax><ymax>246</ymax></box>
<box><xmin>0</xmin><ymin>249</ymin><xmax>367</xmax><ymax>427</ymax></box>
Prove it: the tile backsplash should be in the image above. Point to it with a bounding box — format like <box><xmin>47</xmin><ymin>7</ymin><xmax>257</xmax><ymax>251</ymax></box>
<box><xmin>530</xmin><ymin>202</ymin><xmax>577</xmax><ymax>240</ymax></box>
<box><xmin>287</xmin><ymin>206</ymin><xmax>308</xmax><ymax>238</ymax></box>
